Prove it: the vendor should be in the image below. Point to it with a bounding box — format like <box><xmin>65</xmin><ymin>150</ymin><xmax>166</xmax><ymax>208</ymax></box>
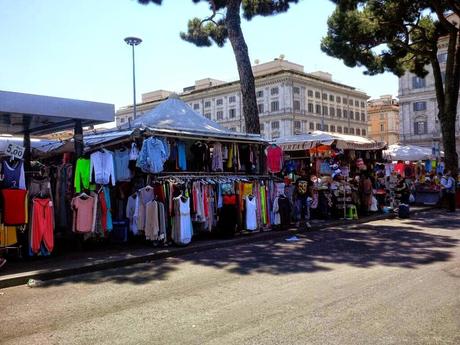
<box><xmin>394</xmin><ymin>174</ymin><xmax>410</xmax><ymax>204</ymax></box>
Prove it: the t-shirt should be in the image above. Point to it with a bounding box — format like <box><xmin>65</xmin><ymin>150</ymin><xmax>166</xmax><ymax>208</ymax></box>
<box><xmin>266</xmin><ymin>145</ymin><xmax>283</xmax><ymax>173</ymax></box>
<box><xmin>72</xmin><ymin>196</ymin><xmax>95</xmax><ymax>233</ymax></box>
<box><xmin>2</xmin><ymin>189</ymin><xmax>28</xmax><ymax>225</ymax></box>
<box><xmin>296</xmin><ymin>177</ymin><xmax>309</xmax><ymax>196</ymax></box>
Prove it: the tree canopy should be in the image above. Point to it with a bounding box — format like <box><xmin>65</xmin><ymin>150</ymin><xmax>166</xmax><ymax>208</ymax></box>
<box><xmin>321</xmin><ymin>0</ymin><xmax>460</xmax><ymax>173</ymax></box>
<box><xmin>137</xmin><ymin>0</ymin><xmax>299</xmax><ymax>134</ymax></box>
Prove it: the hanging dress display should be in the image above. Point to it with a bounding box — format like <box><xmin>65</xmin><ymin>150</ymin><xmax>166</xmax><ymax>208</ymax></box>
<box><xmin>172</xmin><ymin>196</ymin><xmax>192</xmax><ymax>245</ymax></box>
<box><xmin>245</xmin><ymin>195</ymin><xmax>257</xmax><ymax>231</ymax></box>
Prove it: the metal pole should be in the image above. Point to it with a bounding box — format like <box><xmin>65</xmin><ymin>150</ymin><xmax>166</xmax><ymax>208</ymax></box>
<box><xmin>132</xmin><ymin>44</ymin><xmax>137</xmax><ymax>119</ymax></box>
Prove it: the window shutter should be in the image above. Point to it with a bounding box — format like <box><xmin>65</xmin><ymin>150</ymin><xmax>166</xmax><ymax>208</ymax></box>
<box><xmin>424</xmin><ymin>121</ymin><xmax>428</xmax><ymax>134</ymax></box>
<box><xmin>414</xmin><ymin>122</ymin><xmax>418</xmax><ymax>134</ymax></box>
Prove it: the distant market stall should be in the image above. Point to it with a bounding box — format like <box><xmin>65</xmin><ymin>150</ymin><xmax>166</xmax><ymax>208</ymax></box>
<box><xmin>383</xmin><ymin>143</ymin><xmax>443</xmax><ymax>161</ymax></box>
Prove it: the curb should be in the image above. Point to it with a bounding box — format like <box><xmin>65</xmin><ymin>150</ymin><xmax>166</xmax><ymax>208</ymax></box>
<box><xmin>0</xmin><ymin>206</ymin><xmax>434</xmax><ymax>289</ymax></box>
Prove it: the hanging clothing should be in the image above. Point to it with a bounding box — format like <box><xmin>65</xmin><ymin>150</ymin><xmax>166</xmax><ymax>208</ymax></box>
<box><xmin>1</xmin><ymin>160</ymin><xmax>26</xmax><ymax>189</ymax></box>
<box><xmin>1</xmin><ymin>189</ymin><xmax>28</xmax><ymax>225</ymax></box>
<box><xmin>114</xmin><ymin>149</ymin><xmax>132</xmax><ymax>182</ymax></box>
<box><xmin>30</xmin><ymin>198</ymin><xmax>54</xmax><ymax>254</ymax></box>
<box><xmin>74</xmin><ymin>158</ymin><xmax>93</xmax><ymax>193</ymax></box>
<box><xmin>29</xmin><ymin>177</ymin><xmax>52</xmax><ymax>199</ymax></box>
<box><xmin>126</xmin><ymin>194</ymin><xmax>139</xmax><ymax>235</ymax></box>
<box><xmin>137</xmin><ymin>186</ymin><xmax>155</xmax><ymax>231</ymax></box>
<box><xmin>71</xmin><ymin>195</ymin><xmax>95</xmax><ymax>233</ymax></box>
<box><xmin>266</xmin><ymin>145</ymin><xmax>283</xmax><ymax>173</ymax></box>
<box><xmin>90</xmin><ymin>150</ymin><xmax>116</xmax><ymax>186</ymax></box>
<box><xmin>145</xmin><ymin>200</ymin><xmax>159</xmax><ymax>241</ymax></box>
<box><xmin>212</xmin><ymin>142</ymin><xmax>223</xmax><ymax>171</ymax></box>
<box><xmin>245</xmin><ymin>195</ymin><xmax>257</xmax><ymax>231</ymax></box>
<box><xmin>172</xmin><ymin>196</ymin><xmax>192</xmax><ymax>245</ymax></box>
<box><xmin>177</xmin><ymin>141</ymin><xmax>187</xmax><ymax>171</ymax></box>
<box><xmin>136</xmin><ymin>137</ymin><xmax>168</xmax><ymax>173</ymax></box>
<box><xmin>0</xmin><ymin>214</ymin><xmax>17</xmax><ymax>247</ymax></box>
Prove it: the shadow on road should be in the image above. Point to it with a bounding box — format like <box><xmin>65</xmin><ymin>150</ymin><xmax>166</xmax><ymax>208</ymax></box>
<box><xmin>38</xmin><ymin>213</ymin><xmax>459</xmax><ymax>287</ymax></box>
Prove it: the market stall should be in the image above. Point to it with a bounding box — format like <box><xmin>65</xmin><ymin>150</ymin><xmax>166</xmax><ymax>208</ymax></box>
<box><xmin>273</xmin><ymin>131</ymin><xmax>386</xmax><ymax>220</ymax></box>
<box><xmin>383</xmin><ymin>144</ymin><xmax>445</xmax><ymax>205</ymax></box>
<box><xmin>22</xmin><ymin>94</ymin><xmax>280</xmax><ymax>257</ymax></box>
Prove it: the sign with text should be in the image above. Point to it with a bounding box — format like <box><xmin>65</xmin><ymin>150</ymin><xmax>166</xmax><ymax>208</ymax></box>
<box><xmin>5</xmin><ymin>143</ymin><xmax>25</xmax><ymax>160</ymax></box>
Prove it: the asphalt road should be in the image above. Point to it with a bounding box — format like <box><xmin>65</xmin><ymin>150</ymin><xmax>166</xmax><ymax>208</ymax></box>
<box><xmin>1</xmin><ymin>210</ymin><xmax>459</xmax><ymax>345</ymax></box>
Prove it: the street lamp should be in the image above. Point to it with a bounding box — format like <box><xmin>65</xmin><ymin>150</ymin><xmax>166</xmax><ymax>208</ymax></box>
<box><xmin>124</xmin><ymin>36</ymin><xmax>142</xmax><ymax>121</ymax></box>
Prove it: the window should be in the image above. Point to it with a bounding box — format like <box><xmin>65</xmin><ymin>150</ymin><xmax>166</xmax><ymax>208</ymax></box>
<box><xmin>343</xmin><ymin>109</ymin><xmax>348</xmax><ymax>118</ymax></box>
<box><xmin>260</xmin><ymin>123</ymin><xmax>265</xmax><ymax>131</ymax></box>
<box><xmin>257</xmin><ymin>90</ymin><xmax>264</xmax><ymax>98</ymax></box>
<box><xmin>271</xmin><ymin>121</ymin><xmax>280</xmax><ymax>130</ymax></box>
<box><xmin>216</xmin><ymin>110</ymin><xmax>223</xmax><ymax>120</ymax></box>
<box><xmin>337</xmin><ymin>108</ymin><xmax>342</xmax><ymax>117</ymax></box>
<box><xmin>272</xmin><ymin>132</ymin><xmax>280</xmax><ymax>139</ymax></box>
<box><xmin>329</xmin><ymin>95</ymin><xmax>334</xmax><ymax>102</ymax></box>
<box><xmin>361</xmin><ymin>113</ymin><xmax>366</xmax><ymax>122</ymax></box>
<box><xmin>324</xmin><ymin>124</ymin><xmax>329</xmax><ymax>131</ymax></box>
<box><xmin>349</xmin><ymin>111</ymin><xmax>354</xmax><ymax>120</ymax></box>
<box><xmin>356</xmin><ymin>128</ymin><xmax>361</xmax><ymax>135</ymax></box>
<box><xmin>355</xmin><ymin>100</ymin><xmax>359</xmax><ymax>107</ymax></box>
<box><xmin>308</xmin><ymin>103</ymin><xmax>314</xmax><ymax>113</ymax></box>
<box><xmin>350</xmin><ymin>128</ymin><xmax>355</xmax><ymax>135</ymax></box>
<box><xmin>362</xmin><ymin>129</ymin><xmax>366</xmax><ymax>136</ymax></box>
<box><xmin>344</xmin><ymin>127</ymin><xmax>349</xmax><ymax>134</ymax></box>
<box><xmin>204</xmin><ymin>101</ymin><xmax>211</xmax><ymax>108</ymax></box>
<box><xmin>229</xmin><ymin>127</ymin><xmax>236</xmax><ymax>132</ymax></box>
<box><xmin>258</xmin><ymin>103</ymin><xmax>264</xmax><ymax>113</ymax></box>
<box><xmin>204</xmin><ymin>113</ymin><xmax>211</xmax><ymax>119</ymax></box>
<box><xmin>330</xmin><ymin>125</ymin><xmax>335</xmax><ymax>132</ymax></box>
<box><xmin>380</xmin><ymin>113</ymin><xmax>385</xmax><ymax>120</ymax></box>
<box><xmin>229</xmin><ymin>108</ymin><xmax>236</xmax><ymax>118</ymax></box>
<box><xmin>293</xmin><ymin>100</ymin><xmax>301</xmax><ymax>111</ymax></box>
<box><xmin>330</xmin><ymin>107</ymin><xmax>335</xmax><ymax>116</ymax></box>
<box><xmin>413</xmin><ymin>101</ymin><xmax>427</xmax><ymax>111</ymax></box>
<box><xmin>316</xmin><ymin>104</ymin><xmax>321</xmax><ymax>114</ymax></box>
<box><xmin>349</xmin><ymin>99</ymin><xmax>353</xmax><ymax>105</ymax></box>
<box><xmin>438</xmin><ymin>52</ymin><xmax>448</xmax><ymax>63</ymax></box>
<box><xmin>412</xmin><ymin>76</ymin><xmax>426</xmax><ymax>89</ymax></box>
<box><xmin>293</xmin><ymin>86</ymin><xmax>300</xmax><ymax>94</ymax></box>
<box><xmin>216</xmin><ymin>99</ymin><xmax>223</xmax><ymax>106</ymax></box>
<box><xmin>414</xmin><ymin>120</ymin><xmax>428</xmax><ymax>134</ymax></box>
<box><xmin>271</xmin><ymin>101</ymin><xmax>279</xmax><ymax>112</ymax></box>
<box><xmin>316</xmin><ymin>123</ymin><xmax>322</xmax><ymax>130</ymax></box>
<box><xmin>271</xmin><ymin>87</ymin><xmax>279</xmax><ymax>95</ymax></box>
<box><xmin>361</xmin><ymin>101</ymin><xmax>365</xmax><ymax>108</ymax></box>
<box><xmin>336</xmin><ymin>96</ymin><xmax>341</xmax><ymax>103</ymax></box>
<box><xmin>323</xmin><ymin>106</ymin><xmax>328</xmax><ymax>116</ymax></box>
<box><xmin>193</xmin><ymin>103</ymin><xmax>200</xmax><ymax>110</ymax></box>
<box><xmin>309</xmin><ymin>122</ymin><xmax>315</xmax><ymax>130</ymax></box>
<box><xmin>307</xmin><ymin>90</ymin><xmax>313</xmax><ymax>97</ymax></box>
<box><xmin>322</xmin><ymin>93</ymin><xmax>328</xmax><ymax>100</ymax></box>
<box><xmin>337</xmin><ymin>126</ymin><xmax>342</xmax><ymax>133</ymax></box>
<box><xmin>380</xmin><ymin>123</ymin><xmax>384</xmax><ymax>132</ymax></box>
<box><xmin>229</xmin><ymin>96</ymin><xmax>236</xmax><ymax>103</ymax></box>
<box><xmin>294</xmin><ymin>120</ymin><xmax>301</xmax><ymax>130</ymax></box>
<box><xmin>315</xmin><ymin>91</ymin><xmax>321</xmax><ymax>99</ymax></box>
<box><xmin>120</xmin><ymin>118</ymin><xmax>125</xmax><ymax>123</ymax></box>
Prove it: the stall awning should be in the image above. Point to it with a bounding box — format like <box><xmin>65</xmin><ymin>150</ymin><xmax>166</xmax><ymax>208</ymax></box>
<box><xmin>0</xmin><ymin>90</ymin><xmax>115</xmax><ymax>135</ymax></box>
<box><xmin>275</xmin><ymin>131</ymin><xmax>386</xmax><ymax>151</ymax></box>
<box><xmin>126</xmin><ymin>94</ymin><xmax>266</xmax><ymax>143</ymax></box>
<box><xmin>383</xmin><ymin>144</ymin><xmax>443</xmax><ymax>161</ymax></box>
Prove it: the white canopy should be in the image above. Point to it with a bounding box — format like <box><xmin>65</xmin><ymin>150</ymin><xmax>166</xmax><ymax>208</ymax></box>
<box><xmin>383</xmin><ymin>144</ymin><xmax>442</xmax><ymax>161</ymax></box>
<box><xmin>129</xmin><ymin>94</ymin><xmax>264</xmax><ymax>143</ymax></box>
<box><xmin>275</xmin><ymin>131</ymin><xmax>385</xmax><ymax>151</ymax></box>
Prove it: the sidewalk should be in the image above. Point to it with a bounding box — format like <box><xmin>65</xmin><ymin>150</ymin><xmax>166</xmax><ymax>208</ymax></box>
<box><xmin>0</xmin><ymin>206</ymin><xmax>431</xmax><ymax>289</ymax></box>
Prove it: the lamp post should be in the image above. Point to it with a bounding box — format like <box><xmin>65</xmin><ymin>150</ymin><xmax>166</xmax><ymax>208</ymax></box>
<box><xmin>124</xmin><ymin>36</ymin><xmax>142</xmax><ymax>120</ymax></box>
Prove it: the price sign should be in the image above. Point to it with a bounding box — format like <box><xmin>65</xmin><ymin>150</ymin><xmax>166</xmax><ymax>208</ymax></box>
<box><xmin>5</xmin><ymin>143</ymin><xmax>25</xmax><ymax>160</ymax></box>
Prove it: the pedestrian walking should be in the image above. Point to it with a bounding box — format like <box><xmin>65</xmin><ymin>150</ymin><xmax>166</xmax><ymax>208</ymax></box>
<box><xmin>441</xmin><ymin>170</ymin><xmax>456</xmax><ymax>212</ymax></box>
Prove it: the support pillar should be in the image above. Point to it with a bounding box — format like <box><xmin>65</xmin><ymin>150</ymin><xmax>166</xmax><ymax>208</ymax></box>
<box><xmin>74</xmin><ymin>120</ymin><xmax>83</xmax><ymax>158</ymax></box>
<box><xmin>23</xmin><ymin>118</ymin><xmax>31</xmax><ymax>182</ymax></box>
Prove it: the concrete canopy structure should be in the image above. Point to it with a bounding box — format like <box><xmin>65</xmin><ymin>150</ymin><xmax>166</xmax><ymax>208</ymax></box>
<box><xmin>0</xmin><ymin>90</ymin><xmax>114</xmax><ymax>135</ymax></box>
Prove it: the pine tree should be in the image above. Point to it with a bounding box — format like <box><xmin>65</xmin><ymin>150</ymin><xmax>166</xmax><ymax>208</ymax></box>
<box><xmin>321</xmin><ymin>0</ymin><xmax>460</xmax><ymax>174</ymax></box>
<box><xmin>137</xmin><ymin>0</ymin><xmax>299</xmax><ymax>134</ymax></box>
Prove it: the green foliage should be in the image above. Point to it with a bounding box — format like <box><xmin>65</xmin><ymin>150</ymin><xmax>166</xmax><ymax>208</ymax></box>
<box><xmin>137</xmin><ymin>0</ymin><xmax>299</xmax><ymax>47</ymax></box>
<box><xmin>321</xmin><ymin>0</ymin><xmax>451</xmax><ymax>78</ymax></box>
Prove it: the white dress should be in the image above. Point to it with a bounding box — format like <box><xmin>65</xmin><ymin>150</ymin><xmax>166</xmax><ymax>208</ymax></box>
<box><xmin>173</xmin><ymin>196</ymin><xmax>192</xmax><ymax>245</ymax></box>
<box><xmin>245</xmin><ymin>196</ymin><xmax>257</xmax><ymax>231</ymax></box>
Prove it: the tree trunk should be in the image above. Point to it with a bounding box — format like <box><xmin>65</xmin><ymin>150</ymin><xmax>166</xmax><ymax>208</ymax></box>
<box><xmin>225</xmin><ymin>0</ymin><xmax>260</xmax><ymax>134</ymax></box>
<box><xmin>439</xmin><ymin>109</ymin><xmax>458</xmax><ymax>175</ymax></box>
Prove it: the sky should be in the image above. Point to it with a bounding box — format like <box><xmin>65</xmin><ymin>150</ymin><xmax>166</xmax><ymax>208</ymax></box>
<box><xmin>0</xmin><ymin>0</ymin><xmax>399</xmax><ymax>111</ymax></box>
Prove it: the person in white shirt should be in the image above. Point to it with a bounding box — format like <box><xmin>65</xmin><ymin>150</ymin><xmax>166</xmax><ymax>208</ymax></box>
<box><xmin>440</xmin><ymin>170</ymin><xmax>456</xmax><ymax>212</ymax></box>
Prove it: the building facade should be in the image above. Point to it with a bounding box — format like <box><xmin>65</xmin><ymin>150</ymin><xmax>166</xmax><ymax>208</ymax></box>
<box><xmin>398</xmin><ymin>13</ymin><xmax>460</xmax><ymax>156</ymax></box>
<box><xmin>368</xmin><ymin>95</ymin><xmax>400</xmax><ymax>145</ymax></box>
<box><xmin>116</xmin><ymin>59</ymin><xmax>370</xmax><ymax>140</ymax></box>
